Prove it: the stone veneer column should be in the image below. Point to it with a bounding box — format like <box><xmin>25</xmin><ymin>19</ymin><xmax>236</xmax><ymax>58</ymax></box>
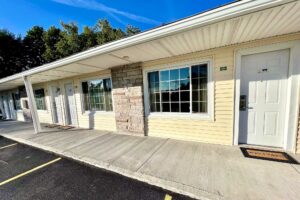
<box><xmin>111</xmin><ymin>63</ymin><xmax>145</xmax><ymax>135</ymax></box>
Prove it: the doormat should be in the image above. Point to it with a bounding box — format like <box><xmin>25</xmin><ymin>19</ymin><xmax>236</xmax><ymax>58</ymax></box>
<box><xmin>45</xmin><ymin>124</ymin><xmax>60</xmax><ymax>128</ymax></box>
<box><xmin>240</xmin><ymin>147</ymin><xmax>298</xmax><ymax>164</ymax></box>
<box><xmin>57</xmin><ymin>126</ymin><xmax>74</xmax><ymax>130</ymax></box>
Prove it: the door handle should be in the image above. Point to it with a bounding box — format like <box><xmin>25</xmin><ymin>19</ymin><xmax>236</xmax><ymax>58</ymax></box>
<box><xmin>247</xmin><ymin>107</ymin><xmax>253</xmax><ymax>109</ymax></box>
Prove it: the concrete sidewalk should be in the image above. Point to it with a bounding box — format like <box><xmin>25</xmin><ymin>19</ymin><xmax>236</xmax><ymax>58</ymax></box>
<box><xmin>1</xmin><ymin>121</ymin><xmax>300</xmax><ymax>200</ymax></box>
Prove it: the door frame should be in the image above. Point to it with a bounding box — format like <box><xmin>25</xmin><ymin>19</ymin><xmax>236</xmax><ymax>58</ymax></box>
<box><xmin>234</xmin><ymin>41</ymin><xmax>300</xmax><ymax>152</ymax></box>
<box><xmin>62</xmin><ymin>81</ymin><xmax>78</xmax><ymax>126</ymax></box>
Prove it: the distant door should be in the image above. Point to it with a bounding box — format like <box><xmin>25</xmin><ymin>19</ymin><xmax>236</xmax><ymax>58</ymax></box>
<box><xmin>64</xmin><ymin>83</ymin><xmax>77</xmax><ymax>126</ymax></box>
<box><xmin>3</xmin><ymin>95</ymin><xmax>11</xmax><ymax>119</ymax></box>
<box><xmin>51</xmin><ymin>86</ymin><xmax>63</xmax><ymax>124</ymax></box>
<box><xmin>239</xmin><ymin>49</ymin><xmax>289</xmax><ymax>147</ymax></box>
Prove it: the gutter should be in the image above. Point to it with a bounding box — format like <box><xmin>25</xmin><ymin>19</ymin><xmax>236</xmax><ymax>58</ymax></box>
<box><xmin>0</xmin><ymin>0</ymin><xmax>294</xmax><ymax>84</ymax></box>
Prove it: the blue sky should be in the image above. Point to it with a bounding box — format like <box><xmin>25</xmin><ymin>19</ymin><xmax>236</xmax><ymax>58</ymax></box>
<box><xmin>0</xmin><ymin>0</ymin><xmax>234</xmax><ymax>37</ymax></box>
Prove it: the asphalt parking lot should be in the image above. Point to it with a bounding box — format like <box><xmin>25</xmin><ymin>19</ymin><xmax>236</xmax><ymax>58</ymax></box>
<box><xmin>0</xmin><ymin>136</ymin><xmax>194</xmax><ymax>200</ymax></box>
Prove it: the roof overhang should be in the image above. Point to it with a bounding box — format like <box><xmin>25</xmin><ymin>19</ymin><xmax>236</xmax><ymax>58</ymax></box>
<box><xmin>0</xmin><ymin>0</ymin><xmax>300</xmax><ymax>91</ymax></box>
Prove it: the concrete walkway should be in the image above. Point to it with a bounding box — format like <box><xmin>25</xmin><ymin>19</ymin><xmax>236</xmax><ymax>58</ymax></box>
<box><xmin>1</xmin><ymin>121</ymin><xmax>300</xmax><ymax>200</ymax></box>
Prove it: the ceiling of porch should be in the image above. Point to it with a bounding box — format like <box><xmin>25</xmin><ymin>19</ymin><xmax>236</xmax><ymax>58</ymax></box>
<box><xmin>0</xmin><ymin>0</ymin><xmax>300</xmax><ymax>91</ymax></box>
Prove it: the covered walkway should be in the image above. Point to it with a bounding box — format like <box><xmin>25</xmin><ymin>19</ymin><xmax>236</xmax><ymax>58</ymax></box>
<box><xmin>1</xmin><ymin>120</ymin><xmax>300</xmax><ymax>200</ymax></box>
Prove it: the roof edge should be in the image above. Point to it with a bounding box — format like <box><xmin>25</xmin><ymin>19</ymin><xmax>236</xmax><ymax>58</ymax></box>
<box><xmin>0</xmin><ymin>0</ymin><xmax>294</xmax><ymax>84</ymax></box>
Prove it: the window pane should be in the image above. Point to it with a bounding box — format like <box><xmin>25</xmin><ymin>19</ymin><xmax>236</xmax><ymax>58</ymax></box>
<box><xmin>170</xmin><ymin>69</ymin><xmax>179</xmax><ymax>80</ymax></box>
<box><xmin>162</xmin><ymin>103</ymin><xmax>170</xmax><ymax>112</ymax></box>
<box><xmin>82</xmin><ymin>82</ymin><xmax>88</xmax><ymax>94</ymax></box>
<box><xmin>180</xmin><ymin>79</ymin><xmax>189</xmax><ymax>90</ymax></box>
<box><xmin>148</xmin><ymin>71</ymin><xmax>159</xmax><ymax>83</ymax></box>
<box><xmin>192</xmin><ymin>102</ymin><xmax>199</xmax><ymax>113</ymax></box>
<box><xmin>160</xmin><ymin>82</ymin><xmax>169</xmax><ymax>92</ymax></box>
<box><xmin>180</xmin><ymin>91</ymin><xmax>190</xmax><ymax>102</ymax></box>
<box><xmin>171</xmin><ymin>103</ymin><xmax>179</xmax><ymax>112</ymax></box>
<box><xmin>34</xmin><ymin>89</ymin><xmax>46</xmax><ymax>110</ymax></box>
<box><xmin>191</xmin><ymin>64</ymin><xmax>207</xmax><ymax>78</ymax></box>
<box><xmin>170</xmin><ymin>81</ymin><xmax>179</xmax><ymax>91</ymax></box>
<box><xmin>192</xmin><ymin>78</ymin><xmax>198</xmax><ymax>90</ymax></box>
<box><xmin>180</xmin><ymin>67</ymin><xmax>189</xmax><ymax>79</ymax></box>
<box><xmin>181</xmin><ymin>103</ymin><xmax>190</xmax><ymax>112</ymax></box>
<box><xmin>199</xmin><ymin>78</ymin><xmax>207</xmax><ymax>89</ymax></box>
<box><xmin>151</xmin><ymin>103</ymin><xmax>161</xmax><ymax>112</ymax></box>
<box><xmin>200</xmin><ymin>102</ymin><xmax>207</xmax><ymax>113</ymax></box>
<box><xmin>192</xmin><ymin>91</ymin><xmax>199</xmax><ymax>101</ymax></box>
<box><xmin>162</xmin><ymin>92</ymin><xmax>169</xmax><ymax>102</ymax></box>
<box><xmin>170</xmin><ymin>92</ymin><xmax>179</xmax><ymax>102</ymax></box>
<box><xmin>160</xmin><ymin>70</ymin><xmax>169</xmax><ymax>81</ymax></box>
<box><xmin>199</xmin><ymin>90</ymin><xmax>207</xmax><ymax>101</ymax></box>
<box><xmin>150</xmin><ymin>82</ymin><xmax>159</xmax><ymax>93</ymax></box>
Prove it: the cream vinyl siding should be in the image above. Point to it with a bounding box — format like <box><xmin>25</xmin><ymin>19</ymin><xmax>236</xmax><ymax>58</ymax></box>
<box><xmin>16</xmin><ymin>111</ymin><xmax>25</xmax><ymax>122</ymax></box>
<box><xmin>144</xmin><ymin>32</ymin><xmax>300</xmax><ymax>145</ymax></box>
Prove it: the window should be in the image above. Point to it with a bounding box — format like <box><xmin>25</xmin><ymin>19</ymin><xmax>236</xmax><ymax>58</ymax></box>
<box><xmin>82</xmin><ymin>78</ymin><xmax>113</xmax><ymax>112</ymax></box>
<box><xmin>147</xmin><ymin>62</ymin><xmax>211</xmax><ymax>115</ymax></box>
<box><xmin>12</xmin><ymin>92</ymin><xmax>21</xmax><ymax>110</ymax></box>
<box><xmin>34</xmin><ymin>89</ymin><xmax>46</xmax><ymax>110</ymax></box>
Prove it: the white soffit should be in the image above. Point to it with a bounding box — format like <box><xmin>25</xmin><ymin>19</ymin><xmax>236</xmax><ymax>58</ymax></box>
<box><xmin>0</xmin><ymin>0</ymin><xmax>299</xmax><ymax>91</ymax></box>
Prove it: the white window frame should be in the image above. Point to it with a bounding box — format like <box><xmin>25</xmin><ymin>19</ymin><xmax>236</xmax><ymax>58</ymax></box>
<box><xmin>143</xmin><ymin>58</ymin><xmax>214</xmax><ymax>120</ymax></box>
<box><xmin>79</xmin><ymin>75</ymin><xmax>114</xmax><ymax>115</ymax></box>
<box><xmin>33</xmin><ymin>88</ymin><xmax>47</xmax><ymax>111</ymax></box>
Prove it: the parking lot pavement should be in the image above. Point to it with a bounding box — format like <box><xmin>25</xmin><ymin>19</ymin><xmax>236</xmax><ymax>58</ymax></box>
<box><xmin>0</xmin><ymin>137</ymin><xmax>194</xmax><ymax>200</ymax></box>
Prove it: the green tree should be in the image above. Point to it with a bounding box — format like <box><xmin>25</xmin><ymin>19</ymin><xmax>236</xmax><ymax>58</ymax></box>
<box><xmin>43</xmin><ymin>26</ymin><xmax>61</xmax><ymax>62</ymax></box>
<box><xmin>0</xmin><ymin>29</ymin><xmax>23</xmax><ymax>78</ymax></box>
<box><xmin>80</xmin><ymin>26</ymin><xmax>97</xmax><ymax>50</ymax></box>
<box><xmin>22</xmin><ymin>26</ymin><xmax>45</xmax><ymax>69</ymax></box>
<box><xmin>126</xmin><ymin>25</ymin><xmax>141</xmax><ymax>36</ymax></box>
<box><xmin>56</xmin><ymin>22</ymin><xmax>81</xmax><ymax>57</ymax></box>
<box><xmin>95</xmin><ymin>19</ymin><xmax>125</xmax><ymax>45</ymax></box>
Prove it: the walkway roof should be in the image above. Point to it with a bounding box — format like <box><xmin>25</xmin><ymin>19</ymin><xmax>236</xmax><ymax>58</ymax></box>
<box><xmin>0</xmin><ymin>0</ymin><xmax>299</xmax><ymax>91</ymax></box>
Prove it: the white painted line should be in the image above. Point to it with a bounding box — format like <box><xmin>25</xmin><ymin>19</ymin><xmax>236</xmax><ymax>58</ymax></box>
<box><xmin>165</xmin><ymin>194</ymin><xmax>172</xmax><ymax>200</ymax></box>
<box><xmin>0</xmin><ymin>143</ymin><xmax>17</xmax><ymax>150</ymax></box>
<box><xmin>0</xmin><ymin>157</ymin><xmax>62</xmax><ymax>186</ymax></box>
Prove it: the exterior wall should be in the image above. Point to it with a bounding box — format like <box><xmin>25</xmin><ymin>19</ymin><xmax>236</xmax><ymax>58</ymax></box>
<box><xmin>143</xmin><ymin>33</ymin><xmax>300</xmax><ymax>146</ymax></box>
<box><xmin>111</xmin><ymin>63</ymin><xmax>145</xmax><ymax>135</ymax></box>
<box><xmin>44</xmin><ymin>69</ymin><xmax>117</xmax><ymax>131</ymax></box>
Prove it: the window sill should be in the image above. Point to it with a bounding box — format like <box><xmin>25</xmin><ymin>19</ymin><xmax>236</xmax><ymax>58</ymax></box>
<box><xmin>37</xmin><ymin>110</ymin><xmax>48</xmax><ymax>113</ymax></box>
<box><xmin>147</xmin><ymin>112</ymin><xmax>214</xmax><ymax>120</ymax></box>
<box><xmin>82</xmin><ymin>111</ymin><xmax>115</xmax><ymax>116</ymax></box>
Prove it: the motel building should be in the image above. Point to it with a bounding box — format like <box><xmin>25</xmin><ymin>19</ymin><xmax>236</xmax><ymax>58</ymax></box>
<box><xmin>0</xmin><ymin>0</ymin><xmax>300</xmax><ymax>154</ymax></box>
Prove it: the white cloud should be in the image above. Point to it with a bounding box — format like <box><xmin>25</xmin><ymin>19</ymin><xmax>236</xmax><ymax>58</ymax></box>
<box><xmin>52</xmin><ymin>0</ymin><xmax>161</xmax><ymax>25</ymax></box>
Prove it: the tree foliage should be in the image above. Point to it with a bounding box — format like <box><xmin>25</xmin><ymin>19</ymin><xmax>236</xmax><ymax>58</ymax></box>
<box><xmin>0</xmin><ymin>19</ymin><xmax>141</xmax><ymax>78</ymax></box>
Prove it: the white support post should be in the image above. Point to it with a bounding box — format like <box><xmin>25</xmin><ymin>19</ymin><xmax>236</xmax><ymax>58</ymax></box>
<box><xmin>23</xmin><ymin>76</ymin><xmax>42</xmax><ymax>133</ymax></box>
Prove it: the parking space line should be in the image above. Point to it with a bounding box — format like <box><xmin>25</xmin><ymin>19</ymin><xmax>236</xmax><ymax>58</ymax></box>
<box><xmin>0</xmin><ymin>143</ymin><xmax>17</xmax><ymax>150</ymax></box>
<box><xmin>165</xmin><ymin>194</ymin><xmax>172</xmax><ymax>200</ymax></box>
<box><xmin>0</xmin><ymin>157</ymin><xmax>62</xmax><ymax>186</ymax></box>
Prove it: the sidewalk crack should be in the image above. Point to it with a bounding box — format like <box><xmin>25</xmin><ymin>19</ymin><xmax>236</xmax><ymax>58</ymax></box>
<box><xmin>135</xmin><ymin>138</ymin><xmax>169</xmax><ymax>172</ymax></box>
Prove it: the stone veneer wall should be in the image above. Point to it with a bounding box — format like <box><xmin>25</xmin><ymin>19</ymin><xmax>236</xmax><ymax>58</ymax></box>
<box><xmin>111</xmin><ymin>63</ymin><xmax>145</xmax><ymax>135</ymax></box>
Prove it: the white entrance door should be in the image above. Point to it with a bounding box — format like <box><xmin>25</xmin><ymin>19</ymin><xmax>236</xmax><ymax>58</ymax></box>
<box><xmin>64</xmin><ymin>83</ymin><xmax>77</xmax><ymax>126</ymax></box>
<box><xmin>239</xmin><ymin>49</ymin><xmax>289</xmax><ymax>147</ymax></box>
<box><xmin>51</xmin><ymin>86</ymin><xmax>63</xmax><ymax>124</ymax></box>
